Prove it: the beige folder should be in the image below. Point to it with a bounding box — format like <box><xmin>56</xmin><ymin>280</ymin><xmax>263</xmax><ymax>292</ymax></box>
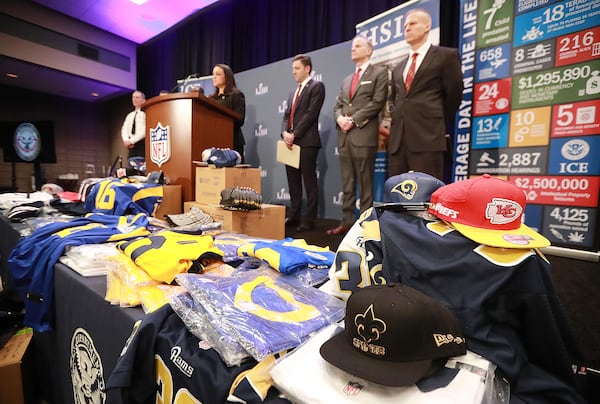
<box><xmin>276</xmin><ymin>140</ymin><xmax>301</xmax><ymax>168</ymax></box>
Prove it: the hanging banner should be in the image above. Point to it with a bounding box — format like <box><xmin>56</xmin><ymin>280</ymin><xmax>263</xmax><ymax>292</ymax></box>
<box><xmin>455</xmin><ymin>0</ymin><xmax>600</xmax><ymax>258</ymax></box>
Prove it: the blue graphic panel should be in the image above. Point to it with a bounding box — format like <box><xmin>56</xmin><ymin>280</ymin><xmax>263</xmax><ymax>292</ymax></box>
<box><xmin>476</xmin><ymin>43</ymin><xmax>512</xmax><ymax>82</ymax></box>
<box><xmin>548</xmin><ymin>136</ymin><xmax>600</xmax><ymax>176</ymax></box>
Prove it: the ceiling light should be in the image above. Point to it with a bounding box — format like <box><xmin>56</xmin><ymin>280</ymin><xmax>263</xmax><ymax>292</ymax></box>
<box><xmin>130</xmin><ymin>0</ymin><xmax>148</xmax><ymax>5</ymax></box>
<box><xmin>6</xmin><ymin>73</ymin><xmax>18</xmax><ymax>78</ymax></box>
<box><xmin>91</xmin><ymin>92</ymin><xmax>100</xmax><ymax>97</ymax></box>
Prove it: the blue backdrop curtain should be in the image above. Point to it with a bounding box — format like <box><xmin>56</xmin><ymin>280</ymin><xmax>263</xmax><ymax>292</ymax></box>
<box><xmin>137</xmin><ymin>0</ymin><xmax>460</xmax><ymax>96</ymax></box>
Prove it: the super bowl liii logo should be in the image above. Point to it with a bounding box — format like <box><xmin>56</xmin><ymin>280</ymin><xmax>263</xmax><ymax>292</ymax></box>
<box><xmin>277</xmin><ymin>188</ymin><xmax>291</xmax><ymax>201</ymax></box>
<box><xmin>310</xmin><ymin>71</ymin><xmax>323</xmax><ymax>81</ymax></box>
<box><xmin>254</xmin><ymin>124</ymin><xmax>268</xmax><ymax>137</ymax></box>
<box><xmin>255</xmin><ymin>83</ymin><xmax>269</xmax><ymax>95</ymax></box>
<box><xmin>333</xmin><ymin>191</ymin><xmax>343</xmax><ymax>205</ymax></box>
<box><xmin>278</xmin><ymin>100</ymin><xmax>288</xmax><ymax>114</ymax></box>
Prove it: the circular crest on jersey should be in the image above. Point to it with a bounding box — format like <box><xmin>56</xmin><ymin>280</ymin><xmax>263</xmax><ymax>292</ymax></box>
<box><xmin>14</xmin><ymin>122</ymin><xmax>42</xmax><ymax>162</ymax></box>
<box><xmin>70</xmin><ymin>328</ymin><xmax>106</xmax><ymax>404</ymax></box>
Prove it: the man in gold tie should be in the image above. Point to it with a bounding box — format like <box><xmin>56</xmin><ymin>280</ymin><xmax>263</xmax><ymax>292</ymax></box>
<box><xmin>388</xmin><ymin>9</ymin><xmax>463</xmax><ymax>181</ymax></box>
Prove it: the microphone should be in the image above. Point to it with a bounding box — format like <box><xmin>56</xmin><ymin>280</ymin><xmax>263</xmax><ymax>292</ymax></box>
<box><xmin>181</xmin><ymin>73</ymin><xmax>200</xmax><ymax>92</ymax></box>
<box><xmin>170</xmin><ymin>73</ymin><xmax>200</xmax><ymax>93</ymax></box>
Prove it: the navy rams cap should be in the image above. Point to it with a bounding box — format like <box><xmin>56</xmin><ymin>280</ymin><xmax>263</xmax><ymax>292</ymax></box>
<box><xmin>202</xmin><ymin>148</ymin><xmax>241</xmax><ymax>168</ymax></box>
<box><xmin>379</xmin><ymin>171</ymin><xmax>445</xmax><ymax>209</ymax></box>
<box><xmin>320</xmin><ymin>284</ymin><xmax>466</xmax><ymax>387</ymax></box>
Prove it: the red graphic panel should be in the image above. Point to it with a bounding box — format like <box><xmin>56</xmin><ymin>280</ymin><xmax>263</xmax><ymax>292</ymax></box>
<box><xmin>551</xmin><ymin>100</ymin><xmax>600</xmax><ymax>138</ymax></box>
<box><xmin>556</xmin><ymin>27</ymin><xmax>600</xmax><ymax>67</ymax></box>
<box><xmin>509</xmin><ymin>175</ymin><xmax>600</xmax><ymax>207</ymax></box>
<box><xmin>474</xmin><ymin>78</ymin><xmax>512</xmax><ymax>116</ymax></box>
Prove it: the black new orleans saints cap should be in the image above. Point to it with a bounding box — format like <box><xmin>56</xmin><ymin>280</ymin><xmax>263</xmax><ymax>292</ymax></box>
<box><xmin>320</xmin><ymin>284</ymin><xmax>466</xmax><ymax>387</ymax></box>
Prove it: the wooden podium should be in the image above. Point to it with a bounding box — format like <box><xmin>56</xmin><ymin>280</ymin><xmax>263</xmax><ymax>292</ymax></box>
<box><xmin>143</xmin><ymin>91</ymin><xmax>238</xmax><ymax>202</ymax></box>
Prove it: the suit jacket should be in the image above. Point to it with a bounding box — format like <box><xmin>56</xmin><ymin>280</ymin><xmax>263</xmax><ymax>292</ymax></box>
<box><xmin>281</xmin><ymin>78</ymin><xmax>325</xmax><ymax>148</ymax></box>
<box><xmin>211</xmin><ymin>89</ymin><xmax>246</xmax><ymax>148</ymax></box>
<box><xmin>388</xmin><ymin>46</ymin><xmax>463</xmax><ymax>154</ymax></box>
<box><xmin>334</xmin><ymin>64</ymin><xmax>388</xmax><ymax>148</ymax></box>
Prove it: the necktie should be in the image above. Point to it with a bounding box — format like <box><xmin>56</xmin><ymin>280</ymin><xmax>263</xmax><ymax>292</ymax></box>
<box><xmin>131</xmin><ymin>111</ymin><xmax>137</xmax><ymax>134</ymax></box>
<box><xmin>349</xmin><ymin>67</ymin><xmax>361</xmax><ymax>98</ymax></box>
<box><xmin>288</xmin><ymin>84</ymin><xmax>302</xmax><ymax>130</ymax></box>
<box><xmin>405</xmin><ymin>53</ymin><xmax>418</xmax><ymax>92</ymax></box>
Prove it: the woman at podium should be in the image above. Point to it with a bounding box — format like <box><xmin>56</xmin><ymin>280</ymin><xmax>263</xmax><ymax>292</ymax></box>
<box><xmin>209</xmin><ymin>64</ymin><xmax>246</xmax><ymax>162</ymax></box>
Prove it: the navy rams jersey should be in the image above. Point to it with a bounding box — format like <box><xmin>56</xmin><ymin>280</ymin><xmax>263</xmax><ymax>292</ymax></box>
<box><xmin>322</xmin><ymin>207</ymin><xmax>586</xmax><ymax>403</ymax></box>
<box><xmin>84</xmin><ymin>178</ymin><xmax>163</xmax><ymax>216</ymax></box>
<box><xmin>9</xmin><ymin>213</ymin><xmax>150</xmax><ymax>331</ymax></box>
<box><xmin>106</xmin><ymin>304</ymin><xmax>289</xmax><ymax>404</ymax></box>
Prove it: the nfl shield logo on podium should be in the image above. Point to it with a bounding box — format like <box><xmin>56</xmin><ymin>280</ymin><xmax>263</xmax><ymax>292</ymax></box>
<box><xmin>150</xmin><ymin>122</ymin><xmax>171</xmax><ymax>167</ymax></box>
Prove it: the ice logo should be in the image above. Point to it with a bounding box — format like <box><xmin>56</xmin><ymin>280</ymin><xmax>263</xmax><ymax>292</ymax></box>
<box><xmin>561</xmin><ymin>139</ymin><xmax>589</xmax><ymax>161</ymax></box>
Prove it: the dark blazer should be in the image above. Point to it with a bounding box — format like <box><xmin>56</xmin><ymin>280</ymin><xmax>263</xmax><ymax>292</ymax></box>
<box><xmin>281</xmin><ymin>78</ymin><xmax>325</xmax><ymax>148</ymax></box>
<box><xmin>333</xmin><ymin>64</ymin><xmax>388</xmax><ymax>147</ymax></box>
<box><xmin>388</xmin><ymin>45</ymin><xmax>463</xmax><ymax>154</ymax></box>
<box><xmin>211</xmin><ymin>89</ymin><xmax>246</xmax><ymax>148</ymax></box>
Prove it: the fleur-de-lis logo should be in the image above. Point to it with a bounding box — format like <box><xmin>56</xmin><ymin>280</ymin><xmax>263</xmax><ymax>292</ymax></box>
<box><xmin>391</xmin><ymin>179</ymin><xmax>418</xmax><ymax>201</ymax></box>
<box><xmin>354</xmin><ymin>304</ymin><xmax>386</xmax><ymax>343</ymax></box>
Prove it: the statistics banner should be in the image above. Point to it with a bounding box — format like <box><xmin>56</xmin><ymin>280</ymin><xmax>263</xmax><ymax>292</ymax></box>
<box><xmin>455</xmin><ymin>0</ymin><xmax>600</xmax><ymax>257</ymax></box>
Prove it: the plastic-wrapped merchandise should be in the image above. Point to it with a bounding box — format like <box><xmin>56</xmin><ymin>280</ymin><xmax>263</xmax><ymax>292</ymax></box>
<box><xmin>105</xmin><ymin>252</ymin><xmax>158</xmax><ymax>307</ymax></box>
<box><xmin>176</xmin><ymin>267</ymin><xmax>345</xmax><ymax>362</ymax></box>
<box><xmin>167</xmin><ymin>287</ymin><xmax>250</xmax><ymax>367</ymax></box>
<box><xmin>60</xmin><ymin>242</ymin><xmax>120</xmax><ymax>277</ymax></box>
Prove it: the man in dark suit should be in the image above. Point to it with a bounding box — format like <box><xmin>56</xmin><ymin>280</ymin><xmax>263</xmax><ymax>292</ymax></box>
<box><xmin>328</xmin><ymin>36</ymin><xmax>388</xmax><ymax>235</ymax></box>
<box><xmin>388</xmin><ymin>8</ymin><xmax>463</xmax><ymax>181</ymax></box>
<box><xmin>281</xmin><ymin>54</ymin><xmax>325</xmax><ymax>231</ymax></box>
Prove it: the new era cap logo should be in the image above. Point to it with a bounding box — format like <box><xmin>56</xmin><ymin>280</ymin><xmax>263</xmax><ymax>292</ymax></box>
<box><xmin>485</xmin><ymin>198</ymin><xmax>522</xmax><ymax>225</ymax></box>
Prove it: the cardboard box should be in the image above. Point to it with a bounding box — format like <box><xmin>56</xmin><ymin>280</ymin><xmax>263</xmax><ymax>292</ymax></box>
<box><xmin>0</xmin><ymin>328</ymin><xmax>34</xmax><ymax>404</ymax></box>
<box><xmin>154</xmin><ymin>185</ymin><xmax>183</xmax><ymax>219</ymax></box>
<box><xmin>184</xmin><ymin>202</ymin><xmax>285</xmax><ymax>240</ymax></box>
<box><xmin>195</xmin><ymin>167</ymin><xmax>261</xmax><ymax>204</ymax></box>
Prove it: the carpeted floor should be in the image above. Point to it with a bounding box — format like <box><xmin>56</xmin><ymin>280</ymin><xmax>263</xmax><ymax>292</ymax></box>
<box><xmin>286</xmin><ymin>218</ymin><xmax>600</xmax><ymax>373</ymax></box>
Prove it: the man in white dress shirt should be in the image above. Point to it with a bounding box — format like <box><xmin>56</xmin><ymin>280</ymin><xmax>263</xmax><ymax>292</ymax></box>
<box><xmin>121</xmin><ymin>90</ymin><xmax>146</xmax><ymax>159</ymax></box>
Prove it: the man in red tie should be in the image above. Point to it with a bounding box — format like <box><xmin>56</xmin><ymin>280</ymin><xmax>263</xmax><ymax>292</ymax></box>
<box><xmin>280</xmin><ymin>54</ymin><xmax>325</xmax><ymax>231</ymax></box>
<box><xmin>388</xmin><ymin>9</ymin><xmax>463</xmax><ymax>181</ymax></box>
<box><xmin>329</xmin><ymin>35</ymin><xmax>388</xmax><ymax>236</ymax></box>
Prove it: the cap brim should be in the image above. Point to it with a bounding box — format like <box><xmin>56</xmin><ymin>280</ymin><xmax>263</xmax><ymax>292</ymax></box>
<box><xmin>373</xmin><ymin>202</ymin><xmax>431</xmax><ymax>212</ymax></box>
<box><xmin>450</xmin><ymin>222</ymin><xmax>550</xmax><ymax>248</ymax></box>
<box><xmin>319</xmin><ymin>329</ymin><xmax>433</xmax><ymax>387</ymax></box>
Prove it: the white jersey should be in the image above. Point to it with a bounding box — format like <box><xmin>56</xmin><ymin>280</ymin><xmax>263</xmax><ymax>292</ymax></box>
<box><xmin>270</xmin><ymin>324</ymin><xmax>490</xmax><ymax>404</ymax></box>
